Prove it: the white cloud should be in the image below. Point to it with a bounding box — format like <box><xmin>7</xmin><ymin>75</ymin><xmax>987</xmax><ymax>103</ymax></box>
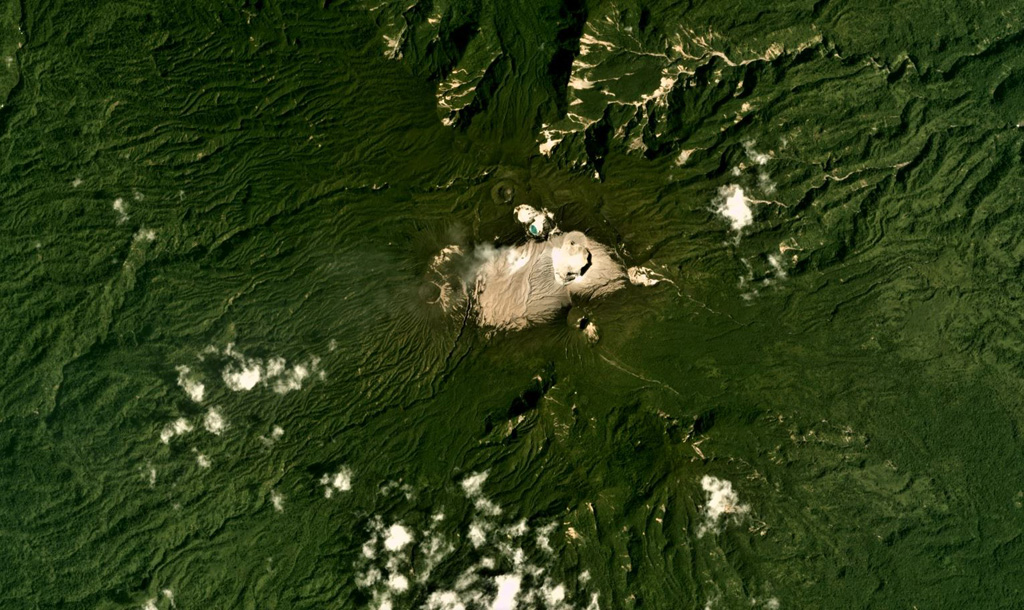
<box><xmin>113</xmin><ymin>198</ymin><xmax>128</xmax><ymax>223</ymax></box>
<box><xmin>384</xmin><ymin>523</ymin><xmax>413</xmax><ymax>552</ymax></box>
<box><xmin>510</xmin><ymin>547</ymin><xmax>526</xmax><ymax>568</ymax></box>
<box><xmin>743</xmin><ymin>140</ymin><xmax>771</xmax><ymax>166</ymax></box>
<box><xmin>264</xmin><ymin>357</ymin><xmax>286</xmax><ymax>379</ymax></box>
<box><xmin>462</xmin><ymin>472</ymin><xmax>488</xmax><ymax>497</ymax></box>
<box><xmin>216</xmin><ymin>346</ymin><xmax>322</xmax><ymax>394</ymax></box>
<box><xmin>160</xmin><ymin>417</ymin><xmax>193</xmax><ymax>444</ymax></box>
<box><xmin>476</xmin><ymin>497</ymin><xmax>502</xmax><ymax>516</ymax></box>
<box><xmin>387</xmin><ymin>573</ymin><xmax>409</xmax><ymax>593</ymax></box>
<box><xmin>698</xmin><ymin>475</ymin><xmax>750</xmax><ymax>537</ymax></box>
<box><xmin>175</xmin><ymin>365</ymin><xmax>204</xmax><ymax>402</ymax></box>
<box><xmin>259</xmin><ymin>424</ymin><xmax>285</xmax><ymax>446</ymax></box>
<box><xmin>140</xmin><ymin>588</ymin><xmax>176</xmax><ymax>610</ymax></box>
<box><xmin>417</xmin><ymin>518</ymin><xmax>455</xmax><ymax>584</ymax></box>
<box><xmin>536</xmin><ymin>523</ymin><xmax>556</xmax><ymax>553</ymax></box>
<box><xmin>540</xmin><ymin>581</ymin><xmax>566</xmax><ymax>607</ymax></box>
<box><xmin>504</xmin><ymin>519</ymin><xmax>528</xmax><ymax>538</ymax></box>
<box><xmin>203</xmin><ymin>408</ymin><xmax>226</xmax><ymax>435</ymax></box>
<box><xmin>222</xmin><ymin>361</ymin><xmax>262</xmax><ymax>391</ymax></box>
<box><xmin>468</xmin><ymin>521</ymin><xmax>487</xmax><ymax>548</ymax></box>
<box><xmin>363</xmin><ymin>539</ymin><xmax>377</xmax><ymax>559</ymax></box>
<box><xmin>331</xmin><ymin>471</ymin><xmax>352</xmax><ymax>491</ymax></box>
<box><xmin>358</xmin><ymin>567</ymin><xmax>382</xmax><ymax>588</ymax></box>
<box><xmin>716</xmin><ymin>185</ymin><xmax>753</xmax><ymax>232</ymax></box>
<box><xmin>462</xmin><ymin>472</ymin><xmax>501</xmax><ymax>515</ymax></box>
<box><xmin>454</xmin><ymin>567</ymin><xmax>478</xmax><ymax>591</ymax></box>
<box><xmin>321</xmin><ymin>467</ymin><xmax>353</xmax><ymax>498</ymax></box>
<box><xmin>425</xmin><ymin>591</ymin><xmax>468</xmax><ymax>610</ymax></box>
<box><xmin>196</xmin><ymin>453</ymin><xmax>211</xmax><ymax>468</ymax></box>
<box><xmin>491</xmin><ymin>574</ymin><xmax>522</xmax><ymax>610</ymax></box>
<box><xmin>271</xmin><ymin>490</ymin><xmax>284</xmax><ymax>512</ymax></box>
<box><xmin>353</xmin><ymin>478</ymin><xmax>585</xmax><ymax>610</ymax></box>
<box><xmin>273</xmin><ymin>364</ymin><xmax>309</xmax><ymax>394</ymax></box>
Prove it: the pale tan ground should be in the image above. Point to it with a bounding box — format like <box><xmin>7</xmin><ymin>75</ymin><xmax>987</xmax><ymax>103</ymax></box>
<box><xmin>472</xmin><ymin>231</ymin><xmax>625</xmax><ymax>330</ymax></box>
